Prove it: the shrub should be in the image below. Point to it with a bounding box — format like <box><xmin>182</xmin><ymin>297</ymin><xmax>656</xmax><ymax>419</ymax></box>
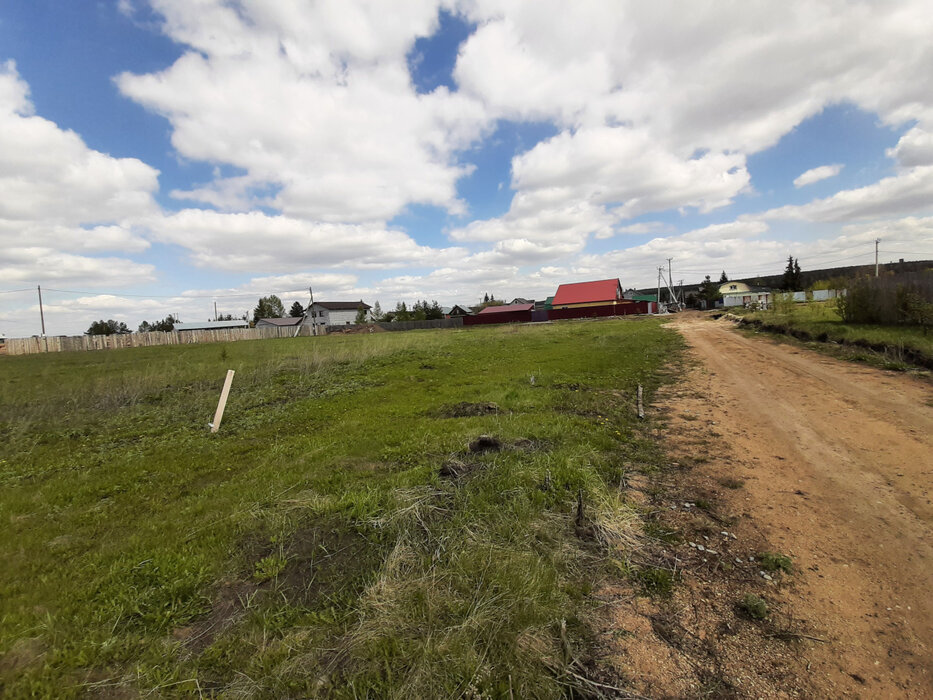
<box><xmin>739</xmin><ymin>594</ymin><xmax>769</xmax><ymax>620</ymax></box>
<box><xmin>758</xmin><ymin>551</ymin><xmax>793</xmax><ymax>574</ymax></box>
<box><xmin>836</xmin><ymin>272</ymin><xmax>932</xmax><ymax>329</ymax></box>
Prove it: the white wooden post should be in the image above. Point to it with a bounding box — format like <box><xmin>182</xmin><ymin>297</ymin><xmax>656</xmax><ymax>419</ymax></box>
<box><xmin>209</xmin><ymin>370</ymin><xmax>235</xmax><ymax>433</ymax></box>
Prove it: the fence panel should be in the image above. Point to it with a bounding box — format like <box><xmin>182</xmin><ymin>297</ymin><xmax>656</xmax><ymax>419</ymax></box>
<box><xmin>2</xmin><ymin>326</ymin><xmax>300</xmax><ymax>356</ymax></box>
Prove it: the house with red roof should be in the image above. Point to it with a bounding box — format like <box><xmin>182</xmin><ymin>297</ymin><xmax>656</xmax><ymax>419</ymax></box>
<box><xmin>551</xmin><ymin>279</ymin><xmax>623</xmax><ymax>309</ymax></box>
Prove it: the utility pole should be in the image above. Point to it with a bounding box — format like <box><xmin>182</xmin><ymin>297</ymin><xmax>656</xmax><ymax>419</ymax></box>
<box><xmin>37</xmin><ymin>285</ymin><xmax>48</xmax><ymax>353</ymax></box>
<box><xmin>37</xmin><ymin>285</ymin><xmax>46</xmax><ymax>336</ymax></box>
<box><xmin>214</xmin><ymin>300</ymin><xmax>218</xmax><ymax>321</ymax></box>
<box><xmin>875</xmin><ymin>238</ymin><xmax>880</xmax><ymax>277</ymax></box>
<box><xmin>308</xmin><ymin>286</ymin><xmax>316</xmax><ymax>336</ymax></box>
<box><xmin>657</xmin><ymin>267</ymin><xmax>662</xmax><ymax>313</ymax></box>
<box><xmin>667</xmin><ymin>258</ymin><xmax>673</xmax><ymax>301</ymax></box>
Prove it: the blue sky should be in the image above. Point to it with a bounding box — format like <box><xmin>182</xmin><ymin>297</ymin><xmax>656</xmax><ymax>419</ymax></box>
<box><xmin>1</xmin><ymin>1</ymin><xmax>933</xmax><ymax>336</ymax></box>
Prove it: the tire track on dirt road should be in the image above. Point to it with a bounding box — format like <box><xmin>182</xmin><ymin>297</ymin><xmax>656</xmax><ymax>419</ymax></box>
<box><xmin>670</xmin><ymin>315</ymin><xmax>933</xmax><ymax>697</ymax></box>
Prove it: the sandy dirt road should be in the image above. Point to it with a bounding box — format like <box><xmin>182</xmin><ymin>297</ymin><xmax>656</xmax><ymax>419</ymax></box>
<box><xmin>661</xmin><ymin>314</ymin><xmax>933</xmax><ymax>697</ymax></box>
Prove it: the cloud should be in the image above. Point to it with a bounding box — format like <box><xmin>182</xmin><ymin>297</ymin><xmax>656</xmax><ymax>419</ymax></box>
<box><xmin>147</xmin><ymin>209</ymin><xmax>468</xmax><ymax>272</ymax></box>
<box><xmin>0</xmin><ymin>62</ymin><xmax>159</xmax><ymax>234</ymax></box>
<box><xmin>887</xmin><ymin>127</ymin><xmax>933</xmax><ymax>167</ymax></box>
<box><xmin>0</xmin><ymin>61</ymin><xmax>159</xmax><ymax>312</ymax></box>
<box><xmin>116</xmin><ymin>1</ymin><xmax>489</xmax><ymax>223</ymax></box>
<box><xmin>794</xmin><ymin>164</ymin><xmax>843</xmax><ymax>188</ymax></box>
<box><xmin>761</xmin><ymin>166</ymin><xmax>933</xmax><ymax>222</ymax></box>
<box><xmin>0</xmin><ymin>248</ymin><xmax>155</xmax><ymax>287</ymax></box>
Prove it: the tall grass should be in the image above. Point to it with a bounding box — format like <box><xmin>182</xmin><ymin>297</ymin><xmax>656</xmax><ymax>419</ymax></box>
<box><xmin>0</xmin><ymin>320</ymin><xmax>679</xmax><ymax>697</ymax></box>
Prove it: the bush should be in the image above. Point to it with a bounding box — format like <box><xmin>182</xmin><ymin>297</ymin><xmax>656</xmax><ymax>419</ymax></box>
<box><xmin>739</xmin><ymin>594</ymin><xmax>769</xmax><ymax>620</ymax></box>
<box><xmin>836</xmin><ymin>272</ymin><xmax>932</xmax><ymax>329</ymax></box>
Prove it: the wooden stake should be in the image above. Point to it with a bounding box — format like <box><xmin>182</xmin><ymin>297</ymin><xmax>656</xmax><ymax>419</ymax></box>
<box><xmin>637</xmin><ymin>384</ymin><xmax>645</xmax><ymax>419</ymax></box>
<box><xmin>209</xmin><ymin>370</ymin><xmax>235</xmax><ymax>433</ymax></box>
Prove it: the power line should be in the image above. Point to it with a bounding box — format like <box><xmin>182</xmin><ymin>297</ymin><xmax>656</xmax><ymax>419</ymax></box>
<box><xmin>37</xmin><ymin>287</ymin><xmax>311</xmax><ymax>300</ymax></box>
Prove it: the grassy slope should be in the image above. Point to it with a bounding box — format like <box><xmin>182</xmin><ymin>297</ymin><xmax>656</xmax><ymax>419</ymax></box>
<box><xmin>0</xmin><ymin>320</ymin><xmax>679</xmax><ymax>698</ymax></box>
<box><xmin>736</xmin><ymin>301</ymin><xmax>933</xmax><ymax>367</ymax></box>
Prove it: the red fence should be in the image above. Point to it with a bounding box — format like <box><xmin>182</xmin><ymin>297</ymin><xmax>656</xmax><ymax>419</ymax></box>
<box><xmin>462</xmin><ymin>302</ymin><xmax>652</xmax><ymax>327</ymax></box>
<box><xmin>463</xmin><ymin>309</ymin><xmax>534</xmax><ymax>325</ymax></box>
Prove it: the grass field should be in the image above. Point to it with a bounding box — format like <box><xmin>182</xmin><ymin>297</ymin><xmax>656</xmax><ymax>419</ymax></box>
<box><xmin>0</xmin><ymin>319</ymin><xmax>680</xmax><ymax>698</ymax></box>
<box><xmin>734</xmin><ymin>301</ymin><xmax>933</xmax><ymax>369</ymax></box>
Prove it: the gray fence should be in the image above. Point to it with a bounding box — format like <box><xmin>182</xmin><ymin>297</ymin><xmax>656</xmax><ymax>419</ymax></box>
<box><xmin>2</xmin><ymin>325</ymin><xmax>303</xmax><ymax>356</ymax></box>
<box><xmin>324</xmin><ymin>318</ymin><xmax>464</xmax><ymax>333</ymax></box>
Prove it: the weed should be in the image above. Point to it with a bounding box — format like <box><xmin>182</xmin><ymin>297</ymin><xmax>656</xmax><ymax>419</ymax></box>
<box><xmin>719</xmin><ymin>477</ymin><xmax>744</xmax><ymax>489</ymax></box>
<box><xmin>253</xmin><ymin>554</ymin><xmax>288</xmax><ymax>582</ymax></box>
<box><xmin>739</xmin><ymin>594</ymin><xmax>769</xmax><ymax>620</ymax></box>
<box><xmin>633</xmin><ymin>566</ymin><xmax>676</xmax><ymax>596</ymax></box>
<box><xmin>759</xmin><ymin>551</ymin><xmax>793</xmax><ymax>574</ymax></box>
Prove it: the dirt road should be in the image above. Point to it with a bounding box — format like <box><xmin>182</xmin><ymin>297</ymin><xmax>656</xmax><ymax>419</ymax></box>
<box><xmin>661</xmin><ymin>314</ymin><xmax>933</xmax><ymax>697</ymax></box>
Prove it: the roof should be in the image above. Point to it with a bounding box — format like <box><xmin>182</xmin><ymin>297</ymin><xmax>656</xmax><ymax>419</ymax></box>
<box><xmin>476</xmin><ymin>303</ymin><xmax>534</xmax><ymax>314</ymax></box>
<box><xmin>448</xmin><ymin>304</ymin><xmax>472</xmax><ymax>314</ymax></box>
<box><xmin>552</xmin><ymin>278</ymin><xmax>621</xmax><ymax>306</ymax></box>
<box><xmin>312</xmin><ymin>301</ymin><xmax>371</xmax><ymax>311</ymax></box>
<box><xmin>256</xmin><ymin>317</ymin><xmax>303</xmax><ymax>326</ymax></box>
<box><xmin>175</xmin><ymin>320</ymin><xmax>249</xmax><ymax>331</ymax></box>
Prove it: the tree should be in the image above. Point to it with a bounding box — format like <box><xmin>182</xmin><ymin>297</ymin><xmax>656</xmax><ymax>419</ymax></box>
<box><xmin>289</xmin><ymin>301</ymin><xmax>305</xmax><ymax>317</ymax></box>
<box><xmin>394</xmin><ymin>301</ymin><xmax>412</xmax><ymax>322</ymax></box>
<box><xmin>137</xmin><ymin>314</ymin><xmax>177</xmax><ymax>332</ymax></box>
<box><xmin>372</xmin><ymin>301</ymin><xmax>383</xmax><ymax>321</ymax></box>
<box><xmin>252</xmin><ymin>295</ymin><xmax>285</xmax><ymax>323</ymax></box>
<box><xmin>86</xmin><ymin>319</ymin><xmax>130</xmax><ymax>336</ymax></box>
<box><xmin>697</xmin><ymin>275</ymin><xmax>723</xmax><ymax>307</ymax></box>
<box><xmin>781</xmin><ymin>256</ymin><xmax>803</xmax><ymax>291</ymax></box>
<box><xmin>483</xmin><ymin>293</ymin><xmax>489</xmax><ymax>303</ymax></box>
<box><xmin>719</xmin><ymin>271</ymin><xmax>729</xmax><ymax>283</ymax></box>
<box><xmin>426</xmin><ymin>300</ymin><xmax>444</xmax><ymax>320</ymax></box>
<box><xmin>355</xmin><ymin>304</ymin><xmax>369</xmax><ymax>324</ymax></box>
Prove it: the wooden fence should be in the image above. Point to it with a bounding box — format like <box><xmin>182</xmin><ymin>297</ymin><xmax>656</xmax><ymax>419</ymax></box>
<box><xmin>1</xmin><ymin>326</ymin><xmax>303</xmax><ymax>356</ymax></box>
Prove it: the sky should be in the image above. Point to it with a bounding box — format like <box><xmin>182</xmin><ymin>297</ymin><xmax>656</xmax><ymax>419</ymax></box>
<box><xmin>2</xmin><ymin>0</ymin><xmax>933</xmax><ymax>337</ymax></box>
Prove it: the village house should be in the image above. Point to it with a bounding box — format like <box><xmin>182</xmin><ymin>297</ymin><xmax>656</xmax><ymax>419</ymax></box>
<box><xmin>303</xmin><ymin>301</ymin><xmax>371</xmax><ymax>330</ymax></box>
<box><xmin>551</xmin><ymin>278</ymin><xmax>624</xmax><ymax>309</ymax></box>
<box><xmin>719</xmin><ymin>281</ymin><xmax>772</xmax><ymax>309</ymax></box>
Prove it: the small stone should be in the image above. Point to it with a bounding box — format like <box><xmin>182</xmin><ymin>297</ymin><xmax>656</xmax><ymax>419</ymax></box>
<box><xmin>697</xmin><ymin>545</ymin><xmax>706</xmax><ymax>552</ymax></box>
<box><xmin>730</xmin><ymin>533</ymin><xmax>737</xmax><ymax>539</ymax></box>
<box><xmin>707</xmin><ymin>549</ymin><xmax>718</xmax><ymax>555</ymax></box>
<box><xmin>735</xmin><ymin>558</ymin><xmax>743</xmax><ymax>564</ymax></box>
<box><xmin>688</xmin><ymin>542</ymin><xmax>697</xmax><ymax>548</ymax></box>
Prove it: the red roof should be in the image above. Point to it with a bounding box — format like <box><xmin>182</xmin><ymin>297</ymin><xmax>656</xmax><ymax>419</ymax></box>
<box><xmin>476</xmin><ymin>303</ymin><xmax>534</xmax><ymax>314</ymax></box>
<box><xmin>552</xmin><ymin>279</ymin><xmax>621</xmax><ymax>306</ymax></box>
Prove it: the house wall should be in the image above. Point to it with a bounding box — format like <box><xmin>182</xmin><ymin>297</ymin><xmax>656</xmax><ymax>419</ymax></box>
<box><xmin>551</xmin><ymin>300</ymin><xmax>622</xmax><ymax>310</ymax></box>
<box><xmin>305</xmin><ymin>305</ymin><xmax>369</xmax><ymax>328</ymax></box>
<box><xmin>720</xmin><ymin>282</ymin><xmax>753</xmax><ymax>295</ymax></box>
<box><xmin>723</xmin><ymin>292</ymin><xmax>771</xmax><ymax>308</ymax></box>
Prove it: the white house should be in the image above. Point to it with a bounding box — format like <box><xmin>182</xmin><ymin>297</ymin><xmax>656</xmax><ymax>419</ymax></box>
<box><xmin>719</xmin><ymin>282</ymin><xmax>772</xmax><ymax>309</ymax></box>
<box><xmin>304</xmin><ymin>301</ymin><xmax>371</xmax><ymax>330</ymax></box>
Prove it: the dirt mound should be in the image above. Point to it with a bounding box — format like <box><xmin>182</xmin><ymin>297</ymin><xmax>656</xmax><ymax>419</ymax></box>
<box><xmin>468</xmin><ymin>434</ymin><xmax>502</xmax><ymax>453</ymax></box>
<box><xmin>437</xmin><ymin>402</ymin><xmax>500</xmax><ymax>418</ymax></box>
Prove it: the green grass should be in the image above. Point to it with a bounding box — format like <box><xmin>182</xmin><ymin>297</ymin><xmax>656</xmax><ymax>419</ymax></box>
<box><xmin>0</xmin><ymin>319</ymin><xmax>680</xmax><ymax>698</ymax></box>
<box><xmin>758</xmin><ymin>551</ymin><xmax>793</xmax><ymax>575</ymax></box>
<box><xmin>735</xmin><ymin>301</ymin><xmax>933</xmax><ymax>367</ymax></box>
